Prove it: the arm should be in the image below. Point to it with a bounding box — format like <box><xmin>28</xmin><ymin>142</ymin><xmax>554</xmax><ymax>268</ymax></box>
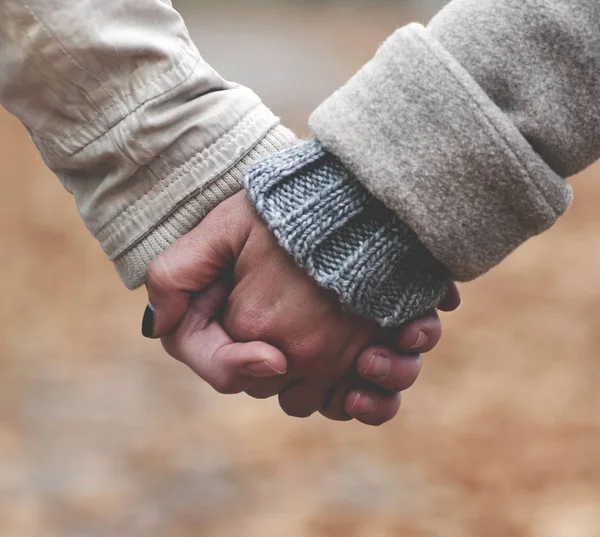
<box><xmin>0</xmin><ymin>0</ymin><xmax>459</xmax><ymax>423</ymax></box>
<box><xmin>0</xmin><ymin>0</ymin><xmax>296</xmax><ymax>288</ymax></box>
<box><xmin>246</xmin><ymin>0</ymin><xmax>597</xmax><ymax>323</ymax></box>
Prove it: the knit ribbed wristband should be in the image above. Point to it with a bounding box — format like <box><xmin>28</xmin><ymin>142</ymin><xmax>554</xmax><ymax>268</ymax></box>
<box><xmin>244</xmin><ymin>140</ymin><xmax>450</xmax><ymax>326</ymax></box>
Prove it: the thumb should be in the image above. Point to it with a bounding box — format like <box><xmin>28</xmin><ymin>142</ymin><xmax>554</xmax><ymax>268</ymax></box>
<box><xmin>162</xmin><ymin>277</ymin><xmax>288</xmax><ymax>394</ymax></box>
<box><xmin>143</xmin><ymin>194</ymin><xmax>253</xmax><ymax>338</ymax></box>
<box><xmin>438</xmin><ymin>281</ymin><xmax>462</xmax><ymax>312</ymax></box>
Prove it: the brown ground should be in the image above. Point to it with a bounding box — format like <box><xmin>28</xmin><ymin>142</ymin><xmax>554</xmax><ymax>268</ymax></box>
<box><xmin>1</xmin><ymin>3</ymin><xmax>600</xmax><ymax>536</ymax></box>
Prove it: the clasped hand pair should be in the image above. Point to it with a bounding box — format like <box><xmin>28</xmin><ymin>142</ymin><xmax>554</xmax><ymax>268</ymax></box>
<box><xmin>144</xmin><ymin>192</ymin><xmax>461</xmax><ymax>426</ymax></box>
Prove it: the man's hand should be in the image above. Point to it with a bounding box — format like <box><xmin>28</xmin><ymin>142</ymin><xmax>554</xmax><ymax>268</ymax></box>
<box><xmin>145</xmin><ymin>192</ymin><xmax>460</xmax><ymax>425</ymax></box>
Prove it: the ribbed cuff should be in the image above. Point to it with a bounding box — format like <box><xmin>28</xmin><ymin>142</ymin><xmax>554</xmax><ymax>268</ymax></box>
<box><xmin>245</xmin><ymin>140</ymin><xmax>450</xmax><ymax>327</ymax></box>
<box><xmin>114</xmin><ymin>124</ymin><xmax>298</xmax><ymax>288</ymax></box>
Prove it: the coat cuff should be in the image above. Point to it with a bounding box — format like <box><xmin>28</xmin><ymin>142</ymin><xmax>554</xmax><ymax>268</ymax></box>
<box><xmin>309</xmin><ymin>23</ymin><xmax>573</xmax><ymax>281</ymax></box>
<box><xmin>113</xmin><ymin>124</ymin><xmax>297</xmax><ymax>288</ymax></box>
<box><xmin>245</xmin><ymin>140</ymin><xmax>450</xmax><ymax>327</ymax></box>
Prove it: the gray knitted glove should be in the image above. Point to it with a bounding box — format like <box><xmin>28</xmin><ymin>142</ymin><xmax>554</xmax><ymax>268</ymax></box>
<box><xmin>244</xmin><ymin>140</ymin><xmax>450</xmax><ymax>326</ymax></box>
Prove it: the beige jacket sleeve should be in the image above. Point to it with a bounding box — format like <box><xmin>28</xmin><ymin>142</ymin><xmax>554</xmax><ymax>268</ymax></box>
<box><xmin>0</xmin><ymin>0</ymin><xmax>296</xmax><ymax>288</ymax></box>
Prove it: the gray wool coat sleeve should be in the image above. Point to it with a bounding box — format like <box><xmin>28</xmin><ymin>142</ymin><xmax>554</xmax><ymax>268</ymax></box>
<box><xmin>309</xmin><ymin>0</ymin><xmax>600</xmax><ymax>281</ymax></box>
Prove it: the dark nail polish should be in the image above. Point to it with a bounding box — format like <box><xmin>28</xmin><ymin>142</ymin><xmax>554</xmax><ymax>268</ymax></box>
<box><xmin>141</xmin><ymin>304</ymin><xmax>155</xmax><ymax>338</ymax></box>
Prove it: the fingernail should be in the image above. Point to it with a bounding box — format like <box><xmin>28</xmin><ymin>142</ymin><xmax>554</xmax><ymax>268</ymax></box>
<box><xmin>244</xmin><ymin>361</ymin><xmax>286</xmax><ymax>378</ymax></box>
<box><xmin>363</xmin><ymin>353</ymin><xmax>391</xmax><ymax>381</ymax></box>
<box><xmin>141</xmin><ymin>304</ymin><xmax>155</xmax><ymax>338</ymax></box>
<box><xmin>410</xmin><ymin>331</ymin><xmax>427</xmax><ymax>350</ymax></box>
<box><xmin>348</xmin><ymin>393</ymin><xmax>376</xmax><ymax>416</ymax></box>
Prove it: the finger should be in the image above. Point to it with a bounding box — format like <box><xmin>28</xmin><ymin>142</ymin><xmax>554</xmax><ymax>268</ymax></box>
<box><xmin>393</xmin><ymin>312</ymin><xmax>442</xmax><ymax>354</ymax></box>
<box><xmin>244</xmin><ymin>376</ymin><xmax>292</xmax><ymax>400</ymax></box>
<box><xmin>162</xmin><ymin>280</ymin><xmax>287</xmax><ymax>395</ymax></box>
<box><xmin>319</xmin><ymin>375</ymin><xmax>357</xmax><ymax>422</ymax></box>
<box><xmin>345</xmin><ymin>389</ymin><xmax>401</xmax><ymax>426</ymax></box>
<box><xmin>278</xmin><ymin>378</ymin><xmax>328</xmax><ymax>419</ymax></box>
<box><xmin>320</xmin><ymin>375</ymin><xmax>404</xmax><ymax>425</ymax></box>
<box><xmin>438</xmin><ymin>282</ymin><xmax>462</xmax><ymax>312</ymax></box>
<box><xmin>208</xmin><ymin>341</ymin><xmax>287</xmax><ymax>394</ymax></box>
<box><xmin>144</xmin><ymin>193</ymin><xmax>253</xmax><ymax>338</ymax></box>
<box><xmin>356</xmin><ymin>346</ymin><xmax>422</xmax><ymax>392</ymax></box>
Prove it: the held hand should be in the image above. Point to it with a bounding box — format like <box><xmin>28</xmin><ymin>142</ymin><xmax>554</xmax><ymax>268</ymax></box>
<box><xmin>145</xmin><ymin>191</ymin><xmax>461</xmax><ymax>425</ymax></box>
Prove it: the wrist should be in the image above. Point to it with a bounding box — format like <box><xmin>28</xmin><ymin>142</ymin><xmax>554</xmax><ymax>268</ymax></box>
<box><xmin>114</xmin><ymin>124</ymin><xmax>298</xmax><ymax>288</ymax></box>
<box><xmin>245</xmin><ymin>140</ymin><xmax>450</xmax><ymax>326</ymax></box>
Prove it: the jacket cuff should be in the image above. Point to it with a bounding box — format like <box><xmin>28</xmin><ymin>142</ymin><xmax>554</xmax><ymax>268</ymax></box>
<box><xmin>245</xmin><ymin>140</ymin><xmax>450</xmax><ymax>327</ymax></box>
<box><xmin>114</xmin><ymin>124</ymin><xmax>297</xmax><ymax>288</ymax></box>
<box><xmin>309</xmin><ymin>23</ymin><xmax>573</xmax><ymax>281</ymax></box>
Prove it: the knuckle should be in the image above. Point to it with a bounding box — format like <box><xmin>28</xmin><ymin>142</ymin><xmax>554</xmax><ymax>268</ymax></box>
<box><xmin>245</xmin><ymin>385</ymin><xmax>278</xmax><ymax>400</ymax></box>
<box><xmin>319</xmin><ymin>408</ymin><xmax>353</xmax><ymax>422</ymax></box>
<box><xmin>211</xmin><ymin>375</ymin><xmax>241</xmax><ymax>395</ymax></box>
<box><xmin>161</xmin><ymin>335</ymin><xmax>184</xmax><ymax>362</ymax></box>
<box><xmin>244</xmin><ymin>322</ymin><xmax>266</xmax><ymax>343</ymax></box>
<box><xmin>359</xmin><ymin>403</ymin><xmax>401</xmax><ymax>427</ymax></box>
<box><xmin>234</xmin><ymin>318</ymin><xmax>263</xmax><ymax>343</ymax></box>
<box><xmin>361</xmin><ymin>415</ymin><xmax>391</xmax><ymax>427</ymax></box>
<box><xmin>391</xmin><ymin>364</ymin><xmax>422</xmax><ymax>392</ymax></box>
<box><xmin>293</xmin><ymin>337</ymin><xmax>326</xmax><ymax>368</ymax></box>
<box><xmin>389</xmin><ymin>378</ymin><xmax>415</xmax><ymax>393</ymax></box>
<box><xmin>283</xmin><ymin>405</ymin><xmax>316</xmax><ymax>419</ymax></box>
<box><xmin>146</xmin><ymin>255</ymin><xmax>176</xmax><ymax>294</ymax></box>
<box><xmin>279</xmin><ymin>395</ymin><xmax>317</xmax><ymax>419</ymax></box>
<box><xmin>227</xmin><ymin>304</ymin><xmax>267</xmax><ymax>342</ymax></box>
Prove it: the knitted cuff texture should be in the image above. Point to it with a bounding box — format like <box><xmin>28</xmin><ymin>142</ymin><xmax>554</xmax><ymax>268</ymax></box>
<box><xmin>244</xmin><ymin>140</ymin><xmax>450</xmax><ymax>326</ymax></box>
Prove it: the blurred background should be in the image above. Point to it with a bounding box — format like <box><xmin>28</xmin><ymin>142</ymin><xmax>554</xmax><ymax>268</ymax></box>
<box><xmin>2</xmin><ymin>0</ymin><xmax>600</xmax><ymax>535</ymax></box>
